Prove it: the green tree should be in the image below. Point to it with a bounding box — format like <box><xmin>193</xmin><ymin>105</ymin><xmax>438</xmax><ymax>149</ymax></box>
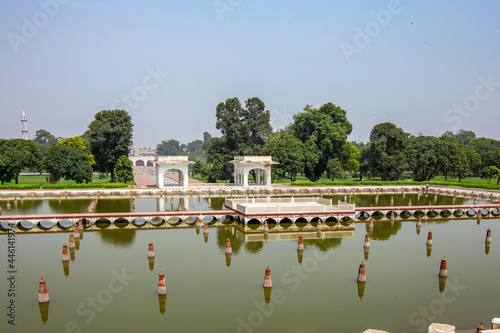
<box><xmin>365</xmin><ymin>122</ymin><xmax>407</xmax><ymax>181</ymax></box>
<box><xmin>292</xmin><ymin>103</ymin><xmax>352</xmax><ymax>181</ymax></box>
<box><xmin>484</xmin><ymin>147</ymin><xmax>500</xmax><ymax>169</ymax></box>
<box><xmin>0</xmin><ymin>139</ymin><xmax>42</xmax><ymax>184</ymax></box>
<box><xmin>438</xmin><ymin>136</ymin><xmax>468</xmax><ymax>181</ymax></box>
<box><xmin>115</xmin><ymin>155</ymin><xmax>134</xmax><ymax>183</ymax></box>
<box><xmin>463</xmin><ymin>145</ymin><xmax>482</xmax><ymax>176</ymax></box>
<box><xmin>271</xmin><ymin>137</ymin><xmax>311</xmax><ymax>181</ymax></box>
<box><xmin>57</xmin><ymin>136</ymin><xmax>95</xmax><ymax>166</ymax></box>
<box><xmin>204</xmin><ymin>97</ymin><xmax>272</xmax><ymax>182</ymax></box>
<box><xmin>405</xmin><ymin>136</ymin><xmax>440</xmax><ymax>181</ymax></box>
<box><xmin>87</xmin><ymin>110</ymin><xmax>133</xmax><ymax>183</ymax></box>
<box><xmin>482</xmin><ymin>166</ymin><xmax>500</xmax><ymax>184</ymax></box>
<box><xmin>468</xmin><ymin>137</ymin><xmax>500</xmax><ymax>170</ymax></box>
<box><xmin>203</xmin><ymin>132</ymin><xmax>212</xmax><ymax>142</ymax></box>
<box><xmin>443</xmin><ymin>129</ymin><xmax>477</xmax><ymax>145</ymax></box>
<box><xmin>326</xmin><ymin>158</ymin><xmax>344</xmax><ymax>181</ymax></box>
<box><xmin>156</xmin><ymin>139</ymin><xmax>184</xmax><ymax>156</ymax></box>
<box><xmin>191</xmin><ymin>160</ymin><xmax>203</xmax><ymax>176</ymax></box>
<box><xmin>33</xmin><ymin>129</ymin><xmax>58</xmax><ymax>156</ymax></box>
<box><xmin>43</xmin><ymin>145</ymin><xmax>93</xmax><ymax>184</ymax></box>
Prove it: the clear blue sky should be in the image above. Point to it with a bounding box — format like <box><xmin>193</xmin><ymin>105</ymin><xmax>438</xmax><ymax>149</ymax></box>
<box><xmin>1</xmin><ymin>0</ymin><xmax>499</xmax><ymax>147</ymax></box>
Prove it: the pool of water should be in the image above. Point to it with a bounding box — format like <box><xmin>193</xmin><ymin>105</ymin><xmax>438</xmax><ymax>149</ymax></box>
<box><xmin>0</xmin><ymin>216</ymin><xmax>498</xmax><ymax>332</ymax></box>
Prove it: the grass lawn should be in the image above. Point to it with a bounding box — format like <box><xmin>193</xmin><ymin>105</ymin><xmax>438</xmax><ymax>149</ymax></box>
<box><xmin>0</xmin><ymin>174</ymin><xmax>134</xmax><ymax>189</ymax></box>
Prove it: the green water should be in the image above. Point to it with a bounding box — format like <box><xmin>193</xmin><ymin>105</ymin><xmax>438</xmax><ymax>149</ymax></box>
<box><xmin>1</xmin><ymin>218</ymin><xmax>499</xmax><ymax>332</ymax></box>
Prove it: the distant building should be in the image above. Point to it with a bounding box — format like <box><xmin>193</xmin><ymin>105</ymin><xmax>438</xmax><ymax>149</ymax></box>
<box><xmin>129</xmin><ymin>145</ymin><xmax>157</xmax><ymax>156</ymax></box>
<box><xmin>21</xmin><ymin>108</ymin><xmax>28</xmax><ymax>140</ymax></box>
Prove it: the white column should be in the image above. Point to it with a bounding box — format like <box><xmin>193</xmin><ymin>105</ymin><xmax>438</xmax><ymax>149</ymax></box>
<box><xmin>243</xmin><ymin>166</ymin><xmax>249</xmax><ymax>187</ymax></box>
<box><xmin>181</xmin><ymin>165</ymin><xmax>189</xmax><ymax>187</ymax></box>
<box><xmin>265</xmin><ymin>167</ymin><xmax>271</xmax><ymax>186</ymax></box>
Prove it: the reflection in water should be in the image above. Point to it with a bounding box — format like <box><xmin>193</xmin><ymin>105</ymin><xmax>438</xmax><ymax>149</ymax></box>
<box><xmin>75</xmin><ymin>237</ymin><xmax>80</xmax><ymax>251</ymax></box>
<box><xmin>69</xmin><ymin>247</ymin><xmax>75</xmax><ymax>261</ymax></box>
<box><xmin>99</xmin><ymin>230</ymin><xmax>136</xmax><ymax>248</ymax></box>
<box><xmin>439</xmin><ymin>276</ymin><xmax>447</xmax><ymax>293</ymax></box>
<box><xmin>216</xmin><ymin>228</ymin><xmax>244</xmax><ymax>254</ymax></box>
<box><xmin>370</xmin><ymin>221</ymin><xmax>402</xmax><ymax>241</ymax></box>
<box><xmin>427</xmin><ymin>244</ymin><xmax>432</xmax><ymax>258</ymax></box>
<box><xmin>203</xmin><ymin>233</ymin><xmax>208</xmax><ymax>243</ymax></box>
<box><xmin>263</xmin><ymin>287</ymin><xmax>272</xmax><ymax>305</ymax></box>
<box><xmin>297</xmin><ymin>250</ymin><xmax>303</xmax><ymax>264</ymax></box>
<box><xmin>48</xmin><ymin>199</ymin><xmax>90</xmax><ymax>214</ymax></box>
<box><xmin>245</xmin><ymin>241</ymin><xmax>264</xmax><ymax>254</ymax></box>
<box><xmin>357</xmin><ymin>281</ymin><xmax>366</xmax><ymax>300</ymax></box>
<box><xmin>225</xmin><ymin>253</ymin><xmax>232</xmax><ymax>267</ymax></box>
<box><xmin>62</xmin><ymin>260</ymin><xmax>69</xmax><ymax>277</ymax></box>
<box><xmin>38</xmin><ymin>300</ymin><xmax>49</xmax><ymax>324</ymax></box>
<box><xmin>95</xmin><ymin>199</ymin><xmax>132</xmax><ymax>213</ymax></box>
<box><xmin>158</xmin><ymin>294</ymin><xmax>167</xmax><ymax>316</ymax></box>
<box><xmin>485</xmin><ymin>242</ymin><xmax>491</xmax><ymax>255</ymax></box>
<box><xmin>364</xmin><ymin>247</ymin><xmax>370</xmax><ymax>261</ymax></box>
<box><xmin>148</xmin><ymin>257</ymin><xmax>155</xmax><ymax>271</ymax></box>
<box><xmin>303</xmin><ymin>237</ymin><xmax>342</xmax><ymax>252</ymax></box>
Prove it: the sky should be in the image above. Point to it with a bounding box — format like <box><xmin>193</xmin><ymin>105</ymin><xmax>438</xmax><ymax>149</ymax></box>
<box><xmin>1</xmin><ymin>0</ymin><xmax>499</xmax><ymax>148</ymax></box>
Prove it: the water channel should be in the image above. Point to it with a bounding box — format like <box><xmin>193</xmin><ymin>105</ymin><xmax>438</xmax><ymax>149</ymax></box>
<box><xmin>0</xmin><ymin>193</ymin><xmax>498</xmax><ymax>332</ymax></box>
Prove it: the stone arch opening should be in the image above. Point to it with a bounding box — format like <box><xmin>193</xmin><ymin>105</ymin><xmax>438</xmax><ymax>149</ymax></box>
<box><xmin>136</xmin><ymin>160</ymin><xmax>145</xmax><ymax>167</ymax></box>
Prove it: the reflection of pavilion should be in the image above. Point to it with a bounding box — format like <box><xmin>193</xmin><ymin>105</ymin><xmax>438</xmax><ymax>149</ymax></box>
<box><xmin>232</xmin><ymin>226</ymin><xmax>354</xmax><ymax>242</ymax></box>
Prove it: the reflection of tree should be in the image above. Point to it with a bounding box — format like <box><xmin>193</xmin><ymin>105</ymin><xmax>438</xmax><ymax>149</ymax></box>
<box><xmin>325</xmin><ymin>193</ymin><xmax>466</xmax><ymax>207</ymax></box>
<box><xmin>367</xmin><ymin>221</ymin><xmax>402</xmax><ymax>241</ymax></box>
<box><xmin>216</xmin><ymin>228</ymin><xmax>244</xmax><ymax>254</ymax></box>
<box><xmin>95</xmin><ymin>199</ymin><xmax>132</xmax><ymax>213</ymax></box>
<box><xmin>245</xmin><ymin>241</ymin><xmax>264</xmax><ymax>254</ymax></box>
<box><xmin>2</xmin><ymin>199</ymin><xmax>43</xmax><ymax>214</ymax></box>
<box><xmin>48</xmin><ymin>199</ymin><xmax>90</xmax><ymax>213</ymax></box>
<box><xmin>303</xmin><ymin>237</ymin><xmax>342</xmax><ymax>252</ymax></box>
<box><xmin>99</xmin><ymin>230</ymin><xmax>136</xmax><ymax>248</ymax></box>
<box><xmin>210</xmin><ymin>197</ymin><xmax>225</xmax><ymax>210</ymax></box>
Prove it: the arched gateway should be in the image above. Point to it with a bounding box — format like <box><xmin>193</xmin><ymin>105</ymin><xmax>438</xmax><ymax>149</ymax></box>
<box><xmin>155</xmin><ymin>156</ymin><xmax>193</xmax><ymax>188</ymax></box>
<box><xmin>230</xmin><ymin>156</ymin><xmax>278</xmax><ymax>186</ymax></box>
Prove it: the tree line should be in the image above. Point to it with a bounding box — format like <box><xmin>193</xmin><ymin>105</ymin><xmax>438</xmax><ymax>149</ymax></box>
<box><xmin>182</xmin><ymin>97</ymin><xmax>500</xmax><ymax>184</ymax></box>
<box><xmin>0</xmin><ymin>110</ymin><xmax>134</xmax><ymax>185</ymax></box>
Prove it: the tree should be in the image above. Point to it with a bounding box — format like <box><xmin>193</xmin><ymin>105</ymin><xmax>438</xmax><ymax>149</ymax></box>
<box><xmin>186</xmin><ymin>139</ymin><xmax>206</xmax><ymax>163</ymax></box>
<box><xmin>43</xmin><ymin>145</ymin><xmax>93</xmax><ymax>184</ymax></box>
<box><xmin>204</xmin><ymin>97</ymin><xmax>272</xmax><ymax>182</ymax></box>
<box><xmin>203</xmin><ymin>132</ymin><xmax>212</xmax><ymax>142</ymax></box>
<box><xmin>87</xmin><ymin>110</ymin><xmax>133</xmax><ymax>183</ymax></box>
<box><xmin>271</xmin><ymin>137</ymin><xmax>311</xmax><ymax>181</ymax></box>
<box><xmin>463</xmin><ymin>145</ymin><xmax>482</xmax><ymax>177</ymax></box>
<box><xmin>157</xmin><ymin>139</ymin><xmax>184</xmax><ymax>156</ymax></box>
<box><xmin>482</xmin><ymin>166</ymin><xmax>500</xmax><ymax>184</ymax></box>
<box><xmin>365</xmin><ymin>122</ymin><xmax>407</xmax><ymax>181</ymax></box>
<box><xmin>405</xmin><ymin>136</ymin><xmax>440</xmax><ymax>181</ymax></box>
<box><xmin>115</xmin><ymin>155</ymin><xmax>134</xmax><ymax>183</ymax></box>
<box><xmin>437</xmin><ymin>136</ymin><xmax>468</xmax><ymax>181</ymax></box>
<box><xmin>0</xmin><ymin>139</ymin><xmax>42</xmax><ymax>184</ymax></box>
<box><xmin>443</xmin><ymin>129</ymin><xmax>477</xmax><ymax>145</ymax></box>
<box><xmin>484</xmin><ymin>148</ymin><xmax>500</xmax><ymax>170</ymax></box>
<box><xmin>292</xmin><ymin>103</ymin><xmax>352</xmax><ymax>181</ymax></box>
<box><xmin>326</xmin><ymin>158</ymin><xmax>343</xmax><ymax>181</ymax></box>
<box><xmin>57</xmin><ymin>136</ymin><xmax>95</xmax><ymax>166</ymax></box>
<box><xmin>468</xmin><ymin>137</ymin><xmax>500</xmax><ymax>170</ymax></box>
<box><xmin>33</xmin><ymin>129</ymin><xmax>57</xmax><ymax>156</ymax></box>
<box><xmin>191</xmin><ymin>160</ymin><xmax>203</xmax><ymax>177</ymax></box>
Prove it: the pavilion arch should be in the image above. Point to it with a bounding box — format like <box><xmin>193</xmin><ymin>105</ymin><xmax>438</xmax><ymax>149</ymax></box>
<box><xmin>136</xmin><ymin>159</ymin><xmax>145</xmax><ymax>167</ymax></box>
<box><xmin>155</xmin><ymin>156</ymin><xmax>193</xmax><ymax>188</ymax></box>
<box><xmin>230</xmin><ymin>156</ymin><xmax>278</xmax><ymax>186</ymax></box>
<box><xmin>279</xmin><ymin>217</ymin><xmax>293</xmax><ymax>224</ymax></box>
<box><xmin>147</xmin><ymin>160</ymin><xmax>154</xmax><ymax>167</ymax></box>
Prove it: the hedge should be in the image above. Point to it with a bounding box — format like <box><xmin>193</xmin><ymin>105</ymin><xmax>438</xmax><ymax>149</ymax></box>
<box><xmin>0</xmin><ymin>183</ymin><xmax>129</xmax><ymax>190</ymax></box>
